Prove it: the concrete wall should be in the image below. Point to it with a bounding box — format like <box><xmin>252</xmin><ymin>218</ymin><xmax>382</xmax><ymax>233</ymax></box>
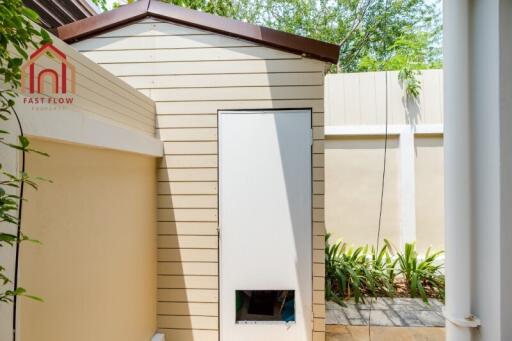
<box><xmin>415</xmin><ymin>137</ymin><xmax>444</xmax><ymax>251</ymax></box>
<box><xmin>325</xmin><ymin>71</ymin><xmax>444</xmax><ymax>252</ymax></box>
<box><xmin>325</xmin><ymin>137</ymin><xmax>401</xmax><ymax>247</ymax></box>
<box><xmin>0</xmin><ymin>29</ymin><xmax>162</xmax><ymax>341</ymax></box>
<box><xmin>75</xmin><ymin>17</ymin><xmax>328</xmax><ymax>341</ymax></box>
<box><xmin>18</xmin><ymin>138</ymin><xmax>157</xmax><ymax>341</ymax></box>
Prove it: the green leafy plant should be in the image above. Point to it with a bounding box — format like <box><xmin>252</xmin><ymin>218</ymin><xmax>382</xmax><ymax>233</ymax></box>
<box><xmin>326</xmin><ymin>236</ymin><xmax>445</xmax><ymax>304</ymax></box>
<box><xmin>325</xmin><ymin>234</ymin><xmax>397</xmax><ymax>304</ymax></box>
<box><xmin>385</xmin><ymin>240</ymin><xmax>445</xmax><ymax>302</ymax></box>
<box><xmin>0</xmin><ymin>0</ymin><xmax>51</xmax><ymax>304</ymax></box>
<box><xmin>399</xmin><ymin>67</ymin><xmax>421</xmax><ymax>98</ymax></box>
<box><xmin>325</xmin><ymin>234</ymin><xmax>366</xmax><ymax>304</ymax></box>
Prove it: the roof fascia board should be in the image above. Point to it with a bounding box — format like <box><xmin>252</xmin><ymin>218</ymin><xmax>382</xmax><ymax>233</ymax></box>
<box><xmin>57</xmin><ymin>0</ymin><xmax>340</xmax><ymax>64</ymax></box>
<box><xmin>58</xmin><ymin>0</ymin><xmax>150</xmax><ymax>42</ymax></box>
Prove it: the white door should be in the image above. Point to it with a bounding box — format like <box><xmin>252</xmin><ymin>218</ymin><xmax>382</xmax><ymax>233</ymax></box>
<box><xmin>219</xmin><ymin>110</ymin><xmax>312</xmax><ymax>341</ymax></box>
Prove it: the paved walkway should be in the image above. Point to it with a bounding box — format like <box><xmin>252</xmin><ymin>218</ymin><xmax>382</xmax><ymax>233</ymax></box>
<box><xmin>326</xmin><ymin>298</ymin><xmax>445</xmax><ymax>327</ymax></box>
<box><xmin>326</xmin><ymin>325</ymin><xmax>445</xmax><ymax>341</ymax></box>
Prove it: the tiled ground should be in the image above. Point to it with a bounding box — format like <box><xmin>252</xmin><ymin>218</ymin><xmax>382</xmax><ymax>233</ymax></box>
<box><xmin>326</xmin><ymin>325</ymin><xmax>445</xmax><ymax>341</ymax></box>
<box><xmin>326</xmin><ymin>298</ymin><xmax>445</xmax><ymax>327</ymax></box>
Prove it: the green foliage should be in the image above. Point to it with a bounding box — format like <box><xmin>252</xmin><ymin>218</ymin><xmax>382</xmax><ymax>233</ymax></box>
<box><xmin>326</xmin><ymin>235</ymin><xmax>445</xmax><ymax>304</ymax></box>
<box><xmin>92</xmin><ymin>0</ymin><xmax>442</xmax><ymax>75</ymax></box>
<box><xmin>162</xmin><ymin>0</ymin><xmax>241</xmax><ymax>17</ymax></box>
<box><xmin>386</xmin><ymin>240</ymin><xmax>445</xmax><ymax>302</ymax></box>
<box><xmin>0</xmin><ymin>0</ymin><xmax>50</xmax><ymax>304</ymax></box>
<box><xmin>92</xmin><ymin>0</ymin><xmax>441</xmax><ymax>97</ymax></box>
<box><xmin>325</xmin><ymin>234</ymin><xmax>397</xmax><ymax>304</ymax></box>
<box><xmin>92</xmin><ymin>0</ymin><xmax>136</xmax><ymax>11</ymax></box>
<box><xmin>91</xmin><ymin>0</ymin><xmax>109</xmax><ymax>11</ymax></box>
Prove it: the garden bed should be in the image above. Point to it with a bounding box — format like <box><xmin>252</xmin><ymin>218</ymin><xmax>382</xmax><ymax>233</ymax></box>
<box><xmin>325</xmin><ymin>235</ymin><xmax>445</xmax><ymax>304</ymax></box>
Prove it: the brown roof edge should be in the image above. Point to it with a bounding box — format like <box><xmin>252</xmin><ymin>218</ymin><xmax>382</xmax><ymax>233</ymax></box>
<box><xmin>57</xmin><ymin>0</ymin><xmax>340</xmax><ymax>64</ymax></box>
<box><xmin>147</xmin><ymin>1</ymin><xmax>340</xmax><ymax>64</ymax></box>
<box><xmin>57</xmin><ymin>0</ymin><xmax>150</xmax><ymax>42</ymax></box>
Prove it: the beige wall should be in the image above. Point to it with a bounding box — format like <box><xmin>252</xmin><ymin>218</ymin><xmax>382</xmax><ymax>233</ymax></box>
<box><xmin>14</xmin><ymin>30</ymin><xmax>155</xmax><ymax>136</ymax></box>
<box><xmin>415</xmin><ymin>136</ymin><xmax>445</xmax><ymax>251</ymax></box>
<box><xmin>325</xmin><ymin>135</ymin><xmax>445</xmax><ymax>253</ymax></box>
<box><xmin>325</xmin><ymin>137</ymin><xmax>401</xmax><ymax>247</ymax></box>
<box><xmin>325</xmin><ymin>71</ymin><xmax>445</xmax><ymax>254</ymax></box>
<box><xmin>19</xmin><ymin>138</ymin><xmax>157</xmax><ymax>341</ymax></box>
<box><xmin>75</xmin><ymin>17</ymin><xmax>327</xmax><ymax>341</ymax></box>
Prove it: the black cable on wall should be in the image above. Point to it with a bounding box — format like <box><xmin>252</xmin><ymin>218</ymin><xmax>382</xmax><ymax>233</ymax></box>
<box><xmin>368</xmin><ymin>0</ymin><xmax>391</xmax><ymax>339</ymax></box>
<box><xmin>11</xmin><ymin>107</ymin><xmax>26</xmax><ymax>341</ymax></box>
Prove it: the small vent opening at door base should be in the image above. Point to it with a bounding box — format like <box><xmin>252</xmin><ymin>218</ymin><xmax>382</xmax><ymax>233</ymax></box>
<box><xmin>235</xmin><ymin>290</ymin><xmax>295</xmax><ymax>324</ymax></box>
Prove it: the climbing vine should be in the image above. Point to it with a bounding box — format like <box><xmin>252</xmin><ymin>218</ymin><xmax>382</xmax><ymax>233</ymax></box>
<box><xmin>0</xmin><ymin>0</ymin><xmax>51</xmax><ymax>303</ymax></box>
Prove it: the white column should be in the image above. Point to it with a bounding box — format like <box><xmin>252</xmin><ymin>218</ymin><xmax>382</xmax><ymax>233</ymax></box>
<box><xmin>399</xmin><ymin>126</ymin><xmax>416</xmax><ymax>245</ymax></box>
<box><xmin>444</xmin><ymin>0</ymin><xmax>510</xmax><ymax>340</ymax></box>
<box><xmin>499</xmin><ymin>0</ymin><xmax>512</xmax><ymax>338</ymax></box>
<box><xmin>444</xmin><ymin>0</ymin><xmax>472</xmax><ymax>340</ymax></box>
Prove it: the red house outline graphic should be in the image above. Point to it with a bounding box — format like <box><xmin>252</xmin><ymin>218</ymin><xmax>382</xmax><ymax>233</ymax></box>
<box><xmin>21</xmin><ymin>44</ymin><xmax>76</xmax><ymax>95</ymax></box>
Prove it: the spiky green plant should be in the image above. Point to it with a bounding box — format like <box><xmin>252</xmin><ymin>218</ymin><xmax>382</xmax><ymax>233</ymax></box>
<box><xmin>325</xmin><ymin>235</ymin><xmax>397</xmax><ymax>304</ymax></box>
<box><xmin>385</xmin><ymin>240</ymin><xmax>445</xmax><ymax>302</ymax></box>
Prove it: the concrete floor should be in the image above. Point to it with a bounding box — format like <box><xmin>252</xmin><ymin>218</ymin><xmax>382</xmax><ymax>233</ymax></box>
<box><xmin>326</xmin><ymin>325</ymin><xmax>445</xmax><ymax>341</ymax></box>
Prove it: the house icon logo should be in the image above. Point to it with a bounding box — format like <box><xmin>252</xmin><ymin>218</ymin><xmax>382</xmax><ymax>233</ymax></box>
<box><xmin>21</xmin><ymin>44</ymin><xmax>76</xmax><ymax>104</ymax></box>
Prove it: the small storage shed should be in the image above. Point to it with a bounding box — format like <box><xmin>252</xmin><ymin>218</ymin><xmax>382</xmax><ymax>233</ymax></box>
<box><xmin>58</xmin><ymin>2</ymin><xmax>339</xmax><ymax>340</ymax></box>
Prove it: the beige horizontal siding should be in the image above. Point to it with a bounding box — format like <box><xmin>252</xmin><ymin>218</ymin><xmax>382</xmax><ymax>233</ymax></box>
<box><xmin>75</xmin><ymin>17</ymin><xmax>326</xmax><ymax>341</ymax></box>
<box><xmin>122</xmin><ymin>73</ymin><xmax>324</xmax><ymax>89</ymax></box>
<box><xmin>148</xmin><ymin>86</ymin><xmax>323</xmax><ymax>101</ymax></box>
<box><xmin>157</xmin><ymin>315</ymin><xmax>219</xmax><ymax>330</ymax></box>
<box><xmin>158</xmin><ymin>222</ymin><xmax>218</xmax><ymax>236</ymax></box>
<box><xmin>157</xmin><ymin>112</ymin><xmax>323</xmax><ymax>129</ymax></box>
<box><xmin>158</xmin><ymin>289</ymin><xmax>218</xmax><ymax>302</ymax></box>
<box><xmin>160</xmin><ymin>155</ymin><xmax>218</xmax><ymax>168</ymax></box>
<box><xmin>158</xmin><ymin>263</ymin><xmax>218</xmax><ymax>276</ymax></box>
<box><xmin>157</xmin><ymin>208</ymin><xmax>217</xmax><ymax>222</ymax></box>
<box><xmin>163</xmin><ymin>141</ymin><xmax>217</xmax><ymax>155</ymax></box>
<box><xmin>157</xmin><ymin>115</ymin><xmax>217</xmax><ymax>128</ymax></box>
<box><xmin>157</xmin><ymin>302</ymin><xmax>218</xmax><ymax>316</ymax></box>
<box><xmin>158</xmin><ymin>128</ymin><xmax>217</xmax><ymax>141</ymax></box>
<box><xmin>20</xmin><ymin>36</ymin><xmax>156</xmax><ymax>135</ymax></box>
<box><xmin>158</xmin><ymin>275</ymin><xmax>218</xmax><ymax>289</ymax></box>
<box><xmin>157</xmin><ymin>182</ymin><xmax>218</xmax><ymax>195</ymax></box>
<box><xmin>83</xmin><ymin>46</ymin><xmax>301</xmax><ymax>63</ymax></box>
<box><xmin>73</xmin><ymin>34</ymin><xmax>256</xmax><ymax>51</ymax></box>
<box><xmin>158</xmin><ymin>249</ymin><xmax>218</xmax><ymax>262</ymax></box>
<box><xmin>159</xmin><ymin>329</ymin><xmax>218</xmax><ymax>341</ymax></box>
<box><xmin>27</xmin><ymin>56</ymin><xmax>154</xmax><ymax>125</ymax></box>
<box><xmin>101</xmin><ymin>59</ymin><xmax>324</xmax><ymax>76</ymax></box>
<box><xmin>96</xmin><ymin>21</ymin><xmax>208</xmax><ymax>37</ymax></box>
<box><xmin>157</xmin><ymin>195</ymin><xmax>218</xmax><ymax>209</ymax></box>
<box><xmin>156</xmin><ymin>100</ymin><xmax>324</xmax><ymax>115</ymax></box>
<box><xmin>158</xmin><ymin>236</ymin><xmax>218</xmax><ymax>249</ymax></box>
<box><xmin>313</xmin><ymin>195</ymin><xmax>324</xmax><ymax>208</ymax></box>
<box><xmin>158</xmin><ymin>168</ymin><xmax>217</xmax><ymax>182</ymax></box>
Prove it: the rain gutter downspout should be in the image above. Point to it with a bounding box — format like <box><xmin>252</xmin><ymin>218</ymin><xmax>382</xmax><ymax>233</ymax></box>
<box><xmin>443</xmin><ymin>0</ymin><xmax>481</xmax><ymax>340</ymax></box>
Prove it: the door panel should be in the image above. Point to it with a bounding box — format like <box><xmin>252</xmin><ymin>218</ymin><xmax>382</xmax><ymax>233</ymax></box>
<box><xmin>219</xmin><ymin>110</ymin><xmax>312</xmax><ymax>341</ymax></box>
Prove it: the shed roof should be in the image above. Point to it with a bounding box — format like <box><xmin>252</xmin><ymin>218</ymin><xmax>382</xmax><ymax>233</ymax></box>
<box><xmin>57</xmin><ymin>0</ymin><xmax>340</xmax><ymax>64</ymax></box>
<box><xmin>24</xmin><ymin>0</ymin><xmax>97</xmax><ymax>29</ymax></box>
